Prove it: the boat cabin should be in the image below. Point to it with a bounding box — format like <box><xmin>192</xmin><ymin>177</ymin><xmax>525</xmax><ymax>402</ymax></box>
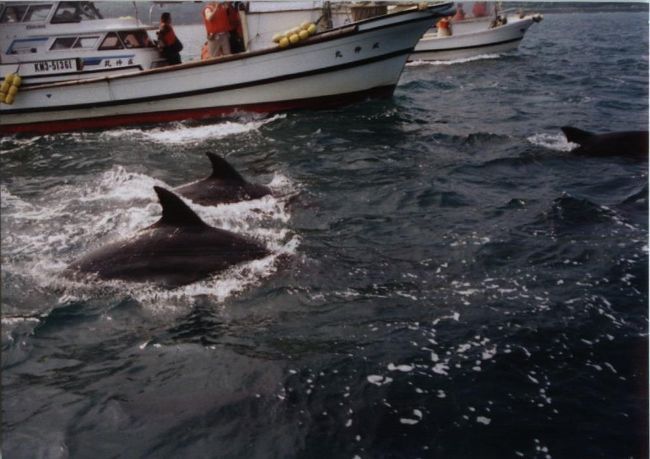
<box><xmin>0</xmin><ymin>1</ymin><xmax>165</xmax><ymax>86</ymax></box>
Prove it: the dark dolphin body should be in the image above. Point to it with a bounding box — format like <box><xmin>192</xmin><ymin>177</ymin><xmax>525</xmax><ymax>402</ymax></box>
<box><xmin>175</xmin><ymin>153</ymin><xmax>272</xmax><ymax>206</ymax></box>
<box><xmin>561</xmin><ymin>126</ymin><xmax>649</xmax><ymax>160</ymax></box>
<box><xmin>67</xmin><ymin>186</ymin><xmax>269</xmax><ymax>288</ymax></box>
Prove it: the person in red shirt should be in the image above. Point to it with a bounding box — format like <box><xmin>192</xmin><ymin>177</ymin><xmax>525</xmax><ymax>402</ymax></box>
<box><xmin>157</xmin><ymin>12</ymin><xmax>182</xmax><ymax>65</ymax></box>
<box><xmin>472</xmin><ymin>1</ymin><xmax>488</xmax><ymax>17</ymax></box>
<box><xmin>453</xmin><ymin>3</ymin><xmax>466</xmax><ymax>21</ymax></box>
<box><xmin>203</xmin><ymin>2</ymin><xmax>231</xmax><ymax>57</ymax></box>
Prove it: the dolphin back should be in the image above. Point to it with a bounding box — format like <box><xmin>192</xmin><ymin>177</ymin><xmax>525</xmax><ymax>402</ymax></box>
<box><xmin>153</xmin><ymin>186</ymin><xmax>207</xmax><ymax>228</ymax></box>
<box><xmin>175</xmin><ymin>154</ymin><xmax>272</xmax><ymax>205</ymax></box>
<box><xmin>67</xmin><ymin>186</ymin><xmax>270</xmax><ymax>288</ymax></box>
<box><xmin>561</xmin><ymin>126</ymin><xmax>594</xmax><ymax>145</ymax></box>
<box><xmin>561</xmin><ymin>126</ymin><xmax>648</xmax><ymax>159</ymax></box>
<box><xmin>207</xmin><ymin>152</ymin><xmax>245</xmax><ymax>182</ymax></box>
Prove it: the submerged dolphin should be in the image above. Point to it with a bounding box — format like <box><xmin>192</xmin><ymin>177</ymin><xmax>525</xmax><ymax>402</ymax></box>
<box><xmin>175</xmin><ymin>153</ymin><xmax>272</xmax><ymax>205</ymax></box>
<box><xmin>561</xmin><ymin>126</ymin><xmax>648</xmax><ymax>159</ymax></box>
<box><xmin>67</xmin><ymin>186</ymin><xmax>269</xmax><ymax>288</ymax></box>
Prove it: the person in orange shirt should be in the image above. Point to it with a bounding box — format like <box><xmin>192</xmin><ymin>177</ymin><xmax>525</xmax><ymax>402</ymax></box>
<box><xmin>157</xmin><ymin>12</ymin><xmax>182</xmax><ymax>65</ymax></box>
<box><xmin>203</xmin><ymin>2</ymin><xmax>231</xmax><ymax>57</ymax></box>
<box><xmin>437</xmin><ymin>17</ymin><xmax>452</xmax><ymax>37</ymax></box>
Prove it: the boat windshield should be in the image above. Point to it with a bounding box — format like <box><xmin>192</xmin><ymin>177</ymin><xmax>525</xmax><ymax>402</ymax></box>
<box><xmin>1</xmin><ymin>3</ymin><xmax>53</xmax><ymax>23</ymax></box>
<box><xmin>0</xmin><ymin>2</ymin><xmax>103</xmax><ymax>23</ymax></box>
<box><xmin>51</xmin><ymin>2</ymin><xmax>103</xmax><ymax>23</ymax></box>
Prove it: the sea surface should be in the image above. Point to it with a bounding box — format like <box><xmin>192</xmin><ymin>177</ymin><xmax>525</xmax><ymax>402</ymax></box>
<box><xmin>1</xmin><ymin>10</ymin><xmax>648</xmax><ymax>459</ymax></box>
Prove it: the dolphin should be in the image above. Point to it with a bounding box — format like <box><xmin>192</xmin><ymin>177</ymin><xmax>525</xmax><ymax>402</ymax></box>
<box><xmin>561</xmin><ymin>126</ymin><xmax>648</xmax><ymax>160</ymax></box>
<box><xmin>175</xmin><ymin>153</ymin><xmax>272</xmax><ymax>206</ymax></box>
<box><xmin>66</xmin><ymin>186</ymin><xmax>269</xmax><ymax>288</ymax></box>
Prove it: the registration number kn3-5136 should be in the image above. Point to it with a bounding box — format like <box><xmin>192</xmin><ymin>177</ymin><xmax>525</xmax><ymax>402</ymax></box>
<box><xmin>33</xmin><ymin>59</ymin><xmax>79</xmax><ymax>74</ymax></box>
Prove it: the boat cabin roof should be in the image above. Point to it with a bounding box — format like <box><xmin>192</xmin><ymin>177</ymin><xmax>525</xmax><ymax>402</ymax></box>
<box><xmin>0</xmin><ymin>2</ymin><xmax>103</xmax><ymax>24</ymax></box>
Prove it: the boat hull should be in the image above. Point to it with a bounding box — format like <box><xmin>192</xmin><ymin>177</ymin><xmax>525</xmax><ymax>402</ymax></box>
<box><xmin>1</xmin><ymin>6</ymin><xmax>451</xmax><ymax>135</ymax></box>
<box><xmin>409</xmin><ymin>15</ymin><xmax>536</xmax><ymax>62</ymax></box>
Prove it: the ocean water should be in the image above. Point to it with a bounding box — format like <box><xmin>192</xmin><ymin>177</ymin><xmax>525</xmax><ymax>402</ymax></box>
<box><xmin>1</xmin><ymin>10</ymin><xmax>648</xmax><ymax>459</ymax></box>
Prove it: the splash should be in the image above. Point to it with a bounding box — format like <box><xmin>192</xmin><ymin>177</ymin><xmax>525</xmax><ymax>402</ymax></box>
<box><xmin>407</xmin><ymin>53</ymin><xmax>503</xmax><ymax>67</ymax></box>
<box><xmin>100</xmin><ymin>114</ymin><xmax>285</xmax><ymax>145</ymax></box>
<box><xmin>527</xmin><ymin>133</ymin><xmax>577</xmax><ymax>152</ymax></box>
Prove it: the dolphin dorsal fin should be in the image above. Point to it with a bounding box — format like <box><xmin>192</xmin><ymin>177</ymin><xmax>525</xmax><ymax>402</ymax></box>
<box><xmin>207</xmin><ymin>153</ymin><xmax>245</xmax><ymax>182</ymax></box>
<box><xmin>153</xmin><ymin>186</ymin><xmax>207</xmax><ymax>227</ymax></box>
<box><xmin>561</xmin><ymin>126</ymin><xmax>595</xmax><ymax>145</ymax></box>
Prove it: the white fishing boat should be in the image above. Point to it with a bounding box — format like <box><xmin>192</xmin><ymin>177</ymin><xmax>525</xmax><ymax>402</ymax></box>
<box><xmin>0</xmin><ymin>2</ymin><xmax>166</xmax><ymax>87</ymax></box>
<box><xmin>0</xmin><ymin>3</ymin><xmax>455</xmax><ymax>135</ymax></box>
<box><xmin>409</xmin><ymin>2</ymin><xmax>543</xmax><ymax>62</ymax></box>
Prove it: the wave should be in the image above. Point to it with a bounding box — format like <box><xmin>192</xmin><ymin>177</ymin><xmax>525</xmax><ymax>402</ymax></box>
<box><xmin>527</xmin><ymin>132</ymin><xmax>577</xmax><ymax>152</ymax></box>
<box><xmin>100</xmin><ymin>114</ymin><xmax>285</xmax><ymax>145</ymax></box>
<box><xmin>407</xmin><ymin>53</ymin><xmax>503</xmax><ymax>67</ymax></box>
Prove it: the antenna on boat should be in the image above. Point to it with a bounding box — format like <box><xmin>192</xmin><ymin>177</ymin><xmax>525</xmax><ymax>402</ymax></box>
<box><xmin>149</xmin><ymin>3</ymin><xmax>156</xmax><ymax>25</ymax></box>
<box><xmin>132</xmin><ymin>1</ymin><xmax>139</xmax><ymax>24</ymax></box>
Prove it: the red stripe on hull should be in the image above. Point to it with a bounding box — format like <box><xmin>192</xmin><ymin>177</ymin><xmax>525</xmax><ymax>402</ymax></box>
<box><xmin>2</xmin><ymin>85</ymin><xmax>395</xmax><ymax>136</ymax></box>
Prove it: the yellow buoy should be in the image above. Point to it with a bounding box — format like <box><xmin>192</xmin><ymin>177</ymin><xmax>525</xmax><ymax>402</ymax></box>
<box><xmin>8</xmin><ymin>85</ymin><xmax>18</xmax><ymax>96</ymax></box>
<box><xmin>279</xmin><ymin>36</ymin><xmax>290</xmax><ymax>48</ymax></box>
<box><xmin>289</xmin><ymin>33</ymin><xmax>300</xmax><ymax>44</ymax></box>
<box><xmin>11</xmin><ymin>74</ymin><xmax>21</xmax><ymax>87</ymax></box>
<box><xmin>0</xmin><ymin>79</ymin><xmax>10</xmax><ymax>93</ymax></box>
<box><xmin>307</xmin><ymin>23</ymin><xmax>317</xmax><ymax>35</ymax></box>
<box><xmin>299</xmin><ymin>29</ymin><xmax>309</xmax><ymax>41</ymax></box>
<box><xmin>272</xmin><ymin>33</ymin><xmax>283</xmax><ymax>43</ymax></box>
<box><xmin>300</xmin><ymin>21</ymin><xmax>310</xmax><ymax>29</ymax></box>
<box><xmin>4</xmin><ymin>93</ymin><xmax>15</xmax><ymax>105</ymax></box>
<box><xmin>290</xmin><ymin>26</ymin><xmax>301</xmax><ymax>35</ymax></box>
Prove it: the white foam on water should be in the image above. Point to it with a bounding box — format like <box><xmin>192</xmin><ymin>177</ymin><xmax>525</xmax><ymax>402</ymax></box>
<box><xmin>100</xmin><ymin>114</ymin><xmax>285</xmax><ymax>145</ymax></box>
<box><xmin>366</xmin><ymin>375</ymin><xmax>393</xmax><ymax>386</ymax></box>
<box><xmin>0</xmin><ymin>137</ymin><xmax>44</xmax><ymax>155</ymax></box>
<box><xmin>0</xmin><ymin>185</ymin><xmax>35</xmax><ymax>213</ymax></box>
<box><xmin>527</xmin><ymin>133</ymin><xmax>578</xmax><ymax>152</ymax></box>
<box><xmin>1</xmin><ymin>316</ymin><xmax>41</xmax><ymax>325</ymax></box>
<box><xmin>476</xmin><ymin>416</ymin><xmax>491</xmax><ymax>425</ymax></box>
<box><xmin>387</xmin><ymin>363</ymin><xmax>414</xmax><ymax>372</ymax></box>
<box><xmin>79</xmin><ymin>166</ymin><xmax>164</xmax><ymax>203</ymax></box>
<box><xmin>399</xmin><ymin>417</ymin><xmax>420</xmax><ymax>425</ymax></box>
<box><xmin>407</xmin><ymin>53</ymin><xmax>502</xmax><ymax>67</ymax></box>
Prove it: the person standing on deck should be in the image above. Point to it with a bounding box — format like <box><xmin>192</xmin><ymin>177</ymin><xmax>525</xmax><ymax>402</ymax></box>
<box><xmin>472</xmin><ymin>1</ymin><xmax>488</xmax><ymax>17</ymax></box>
<box><xmin>453</xmin><ymin>3</ymin><xmax>466</xmax><ymax>21</ymax></box>
<box><xmin>203</xmin><ymin>2</ymin><xmax>231</xmax><ymax>57</ymax></box>
<box><xmin>227</xmin><ymin>2</ymin><xmax>245</xmax><ymax>54</ymax></box>
<box><xmin>157</xmin><ymin>12</ymin><xmax>182</xmax><ymax>65</ymax></box>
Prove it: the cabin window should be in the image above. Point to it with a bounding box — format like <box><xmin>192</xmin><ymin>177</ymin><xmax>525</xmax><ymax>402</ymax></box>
<box><xmin>22</xmin><ymin>4</ymin><xmax>53</xmax><ymax>22</ymax></box>
<box><xmin>73</xmin><ymin>36</ymin><xmax>100</xmax><ymax>49</ymax></box>
<box><xmin>118</xmin><ymin>31</ymin><xmax>152</xmax><ymax>49</ymax></box>
<box><xmin>0</xmin><ymin>4</ymin><xmax>28</xmax><ymax>22</ymax></box>
<box><xmin>51</xmin><ymin>1</ymin><xmax>101</xmax><ymax>23</ymax></box>
<box><xmin>51</xmin><ymin>2</ymin><xmax>81</xmax><ymax>23</ymax></box>
<box><xmin>50</xmin><ymin>37</ymin><xmax>77</xmax><ymax>50</ymax></box>
<box><xmin>98</xmin><ymin>33</ymin><xmax>124</xmax><ymax>50</ymax></box>
<box><xmin>7</xmin><ymin>38</ymin><xmax>45</xmax><ymax>54</ymax></box>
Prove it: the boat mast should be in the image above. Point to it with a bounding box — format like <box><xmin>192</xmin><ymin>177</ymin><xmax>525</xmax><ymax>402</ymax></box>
<box><xmin>323</xmin><ymin>1</ymin><xmax>333</xmax><ymax>30</ymax></box>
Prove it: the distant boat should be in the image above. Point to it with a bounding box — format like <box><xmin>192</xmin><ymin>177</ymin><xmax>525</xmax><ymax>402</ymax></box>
<box><xmin>409</xmin><ymin>3</ymin><xmax>543</xmax><ymax>62</ymax></box>
<box><xmin>0</xmin><ymin>1</ymin><xmax>167</xmax><ymax>87</ymax></box>
<box><xmin>0</xmin><ymin>3</ymin><xmax>455</xmax><ymax>135</ymax></box>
